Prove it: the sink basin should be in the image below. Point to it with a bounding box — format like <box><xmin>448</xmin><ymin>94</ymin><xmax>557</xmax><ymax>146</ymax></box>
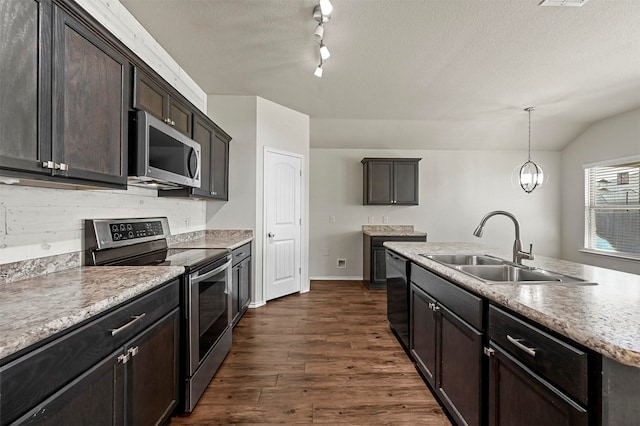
<box><xmin>456</xmin><ymin>265</ymin><xmax>593</xmax><ymax>285</ymax></box>
<box><xmin>457</xmin><ymin>265</ymin><xmax>561</xmax><ymax>282</ymax></box>
<box><xmin>420</xmin><ymin>253</ymin><xmax>596</xmax><ymax>285</ymax></box>
<box><xmin>421</xmin><ymin>254</ymin><xmax>504</xmax><ymax>266</ymax></box>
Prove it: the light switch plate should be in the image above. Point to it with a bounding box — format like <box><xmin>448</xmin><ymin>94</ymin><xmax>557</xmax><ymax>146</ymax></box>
<box><xmin>368</xmin><ymin>216</ymin><xmax>374</xmax><ymax>223</ymax></box>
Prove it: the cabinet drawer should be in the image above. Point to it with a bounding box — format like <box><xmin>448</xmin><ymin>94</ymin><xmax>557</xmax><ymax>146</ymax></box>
<box><xmin>232</xmin><ymin>243</ymin><xmax>251</xmax><ymax>266</ymax></box>
<box><xmin>410</xmin><ymin>263</ymin><xmax>483</xmax><ymax>330</ymax></box>
<box><xmin>0</xmin><ymin>279</ymin><xmax>179</xmax><ymax>425</ymax></box>
<box><xmin>488</xmin><ymin>305</ymin><xmax>589</xmax><ymax>405</ymax></box>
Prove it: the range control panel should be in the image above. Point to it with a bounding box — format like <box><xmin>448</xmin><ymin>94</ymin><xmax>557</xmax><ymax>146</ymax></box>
<box><xmin>89</xmin><ymin>217</ymin><xmax>170</xmax><ymax>250</ymax></box>
<box><xmin>109</xmin><ymin>220</ymin><xmax>164</xmax><ymax>242</ymax></box>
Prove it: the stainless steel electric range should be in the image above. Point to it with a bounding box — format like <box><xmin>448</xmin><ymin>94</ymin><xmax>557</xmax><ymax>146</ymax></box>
<box><xmin>84</xmin><ymin>217</ymin><xmax>231</xmax><ymax>413</ymax></box>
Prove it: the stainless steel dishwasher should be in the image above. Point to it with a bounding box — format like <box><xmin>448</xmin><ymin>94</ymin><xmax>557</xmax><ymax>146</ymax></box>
<box><xmin>385</xmin><ymin>250</ymin><xmax>410</xmax><ymax>351</ymax></box>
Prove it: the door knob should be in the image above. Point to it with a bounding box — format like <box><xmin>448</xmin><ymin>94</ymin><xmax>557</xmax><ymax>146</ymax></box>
<box><xmin>267</xmin><ymin>232</ymin><xmax>275</xmax><ymax>238</ymax></box>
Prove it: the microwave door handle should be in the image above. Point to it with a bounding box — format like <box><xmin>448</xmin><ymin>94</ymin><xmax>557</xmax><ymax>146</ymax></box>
<box><xmin>194</xmin><ymin>148</ymin><xmax>201</xmax><ymax>180</ymax></box>
<box><xmin>191</xmin><ymin>259</ymin><xmax>232</xmax><ymax>284</ymax></box>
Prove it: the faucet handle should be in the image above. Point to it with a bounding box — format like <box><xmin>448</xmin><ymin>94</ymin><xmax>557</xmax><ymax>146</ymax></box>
<box><xmin>526</xmin><ymin>243</ymin><xmax>535</xmax><ymax>260</ymax></box>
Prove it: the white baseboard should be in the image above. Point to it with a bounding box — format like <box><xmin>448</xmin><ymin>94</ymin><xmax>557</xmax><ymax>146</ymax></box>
<box><xmin>249</xmin><ymin>301</ymin><xmax>266</xmax><ymax>309</ymax></box>
<box><xmin>309</xmin><ymin>276</ymin><xmax>364</xmax><ymax>281</ymax></box>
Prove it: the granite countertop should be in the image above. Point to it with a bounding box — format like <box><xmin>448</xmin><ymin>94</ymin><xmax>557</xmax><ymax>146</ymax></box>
<box><xmin>0</xmin><ymin>266</ymin><xmax>184</xmax><ymax>362</ymax></box>
<box><xmin>362</xmin><ymin>225</ymin><xmax>427</xmax><ymax>237</ymax></box>
<box><xmin>384</xmin><ymin>241</ymin><xmax>640</xmax><ymax>368</ymax></box>
<box><xmin>170</xmin><ymin>229</ymin><xmax>253</xmax><ymax>250</ymax></box>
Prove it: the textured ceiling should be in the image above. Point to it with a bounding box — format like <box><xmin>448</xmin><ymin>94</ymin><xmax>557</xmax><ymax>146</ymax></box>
<box><xmin>119</xmin><ymin>0</ymin><xmax>640</xmax><ymax>150</ymax></box>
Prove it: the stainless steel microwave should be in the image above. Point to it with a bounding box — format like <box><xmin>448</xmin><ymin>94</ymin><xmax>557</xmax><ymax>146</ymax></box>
<box><xmin>128</xmin><ymin>110</ymin><xmax>201</xmax><ymax>188</ymax></box>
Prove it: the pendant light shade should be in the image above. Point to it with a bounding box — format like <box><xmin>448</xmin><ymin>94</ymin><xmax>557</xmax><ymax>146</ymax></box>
<box><xmin>519</xmin><ymin>107</ymin><xmax>544</xmax><ymax>193</ymax></box>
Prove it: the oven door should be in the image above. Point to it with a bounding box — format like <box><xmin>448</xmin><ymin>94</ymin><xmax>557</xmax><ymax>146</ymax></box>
<box><xmin>187</xmin><ymin>256</ymin><xmax>232</xmax><ymax>375</ymax></box>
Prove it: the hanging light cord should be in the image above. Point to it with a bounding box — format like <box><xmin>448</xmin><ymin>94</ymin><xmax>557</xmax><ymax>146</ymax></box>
<box><xmin>526</xmin><ymin>106</ymin><xmax>535</xmax><ymax>162</ymax></box>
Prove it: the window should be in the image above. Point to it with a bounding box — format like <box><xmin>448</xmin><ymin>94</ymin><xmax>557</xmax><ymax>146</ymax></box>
<box><xmin>584</xmin><ymin>157</ymin><xmax>640</xmax><ymax>259</ymax></box>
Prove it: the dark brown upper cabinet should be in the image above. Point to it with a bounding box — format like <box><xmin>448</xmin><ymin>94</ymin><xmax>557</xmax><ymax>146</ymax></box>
<box><xmin>0</xmin><ymin>0</ymin><xmax>129</xmax><ymax>189</ymax></box>
<box><xmin>158</xmin><ymin>111</ymin><xmax>230</xmax><ymax>200</ymax></box>
<box><xmin>361</xmin><ymin>158</ymin><xmax>421</xmax><ymax>205</ymax></box>
<box><xmin>0</xmin><ymin>0</ymin><xmax>52</xmax><ymax>177</ymax></box>
<box><xmin>133</xmin><ymin>68</ymin><xmax>193</xmax><ymax>137</ymax></box>
<box><xmin>51</xmin><ymin>7</ymin><xmax>129</xmax><ymax>187</ymax></box>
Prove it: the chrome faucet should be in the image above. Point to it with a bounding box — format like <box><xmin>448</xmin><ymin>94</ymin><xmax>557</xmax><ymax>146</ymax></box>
<box><xmin>473</xmin><ymin>210</ymin><xmax>534</xmax><ymax>265</ymax></box>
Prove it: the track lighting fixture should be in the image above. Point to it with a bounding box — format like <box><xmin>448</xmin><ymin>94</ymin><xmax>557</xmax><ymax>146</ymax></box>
<box><xmin>312</xmin><ymin>0</ymin><xmax>333</xmax><ymax>78</ymax></box>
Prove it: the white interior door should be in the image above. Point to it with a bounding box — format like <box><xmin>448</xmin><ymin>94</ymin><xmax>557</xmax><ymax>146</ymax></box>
<box><xmin>264</xmin><ymin>150</ymin><xmax>302</xmax><ymax>301</ymax></box>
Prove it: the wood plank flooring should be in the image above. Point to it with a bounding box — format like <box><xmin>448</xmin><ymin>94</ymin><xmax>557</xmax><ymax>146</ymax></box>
<box><xmin>170</xmin><ymin>280</ymin><xmax>451</xmax><ymax>425</ymax></box>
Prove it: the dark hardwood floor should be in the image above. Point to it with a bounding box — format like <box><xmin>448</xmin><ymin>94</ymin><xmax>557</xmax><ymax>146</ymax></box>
<box><xmin>170</xmin><ymin>280</ymin><xmax>451</xmax><ymax>425</ymax></box>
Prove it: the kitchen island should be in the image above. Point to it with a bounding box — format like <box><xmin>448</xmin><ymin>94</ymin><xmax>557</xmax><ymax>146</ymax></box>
<box><xmin>385</xmin><ymin>241</ymin><xmax>640</xmax><ymax>425</ymax></box>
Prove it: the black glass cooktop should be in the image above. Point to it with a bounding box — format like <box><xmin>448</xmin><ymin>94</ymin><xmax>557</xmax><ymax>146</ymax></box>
<box><xmin>111</xmin><ymin>247</ymin><xmax>229</xmax><ymax>270</ymax></box>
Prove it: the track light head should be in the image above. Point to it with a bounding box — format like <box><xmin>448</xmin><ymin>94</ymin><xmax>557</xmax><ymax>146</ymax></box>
<box><xmin>313</xmin><ymin>4</ymin><xmax>331</xmax><ymax>23</ymax></box>
<box><xmin>314</xmin><ymin>23</ymin><xmax>324</xmax><ymax>40</ymax></box>
<box><xmin>314</xmin><ymin>64</ymin><xmax>323</xmax><ymax>78</ymax></box>
<box><xmin>319</xmin><ymin>43</ymin><xmax>330</xmax><ymax>60</ymax></box>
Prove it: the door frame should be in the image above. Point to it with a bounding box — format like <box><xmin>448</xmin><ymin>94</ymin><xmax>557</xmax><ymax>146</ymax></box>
<box><xmin>262</xmin><ymin>147</ymin><xmax>306</xmax><ymax>302</ymax></box>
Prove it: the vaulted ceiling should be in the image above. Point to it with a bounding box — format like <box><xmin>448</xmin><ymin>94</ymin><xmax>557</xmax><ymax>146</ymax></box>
<box><xmin>120</xmin><ymin>0</ymin><xmax>640</xmax><ymax>150</ymax></box>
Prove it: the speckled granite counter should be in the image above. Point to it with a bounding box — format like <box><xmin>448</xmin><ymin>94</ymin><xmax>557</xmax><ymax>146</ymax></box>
<box><xmin>384</xmin><ymin>241</ymin><xmax>640</xmax><ymax>368</ymax></box>
<box><xmin>362</xmin><ymin>225</ymin><xmax>427</xmax><ymax>237</ymax></box>
<box><xmin>0</xmin><ymin>266</ymin><xmax>184</xmax><ymax>362</ymax></box>
<box><xmin>169</xmin><ymin>229</ymin><xmax>253</xmax><ymax>250</ymax></box>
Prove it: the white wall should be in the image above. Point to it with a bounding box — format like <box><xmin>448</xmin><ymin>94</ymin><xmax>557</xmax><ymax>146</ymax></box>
<box><xmin>206</xmin><ymin>96</ymin><xmax>310</xmax><ymax>304</ymax></box>
<box><xmin>0</xmin><ymin>185</ymin><xmax>206</xmax><ymax>264</ymax></box>
<box><xmin>75</xmin><ymin>0</ymin><xmax>206</xmax><ymax>111</ymax></box>
<box><xmin>561</xmin><ymin>108</ymin><xmax>640</xmax><ymax>275</ymax></box>
<box><xmin>309</xmin><ymin>149</ymin><xmax>561</xmax><ymax>278</ymax></box>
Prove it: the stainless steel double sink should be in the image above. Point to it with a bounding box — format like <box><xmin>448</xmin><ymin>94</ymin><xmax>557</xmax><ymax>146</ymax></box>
<box><xmin>419</xmin><ymin>254</ymin><xmax>595</xmax><ymax>285</ymax></box>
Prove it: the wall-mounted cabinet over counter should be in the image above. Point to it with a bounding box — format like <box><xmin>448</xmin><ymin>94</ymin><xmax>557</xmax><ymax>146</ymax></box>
<box><xmin>0</xmin><ymin>0</ymin><xmax>129</xmax><ymax>189</ymax></box>
<box><xmin>133</xmin><ymin>68</ymin><xmax>193</xmax><ymax>137</ymax></box>
<box><xmin>158</xmin><ymin>111</ymin><xmax>231</xmax><ymax>200</ymax></box>
<box><xmin>361</xmin><ymin>158</ymin><xmax>421</xmax><ymax>205</ymax></box>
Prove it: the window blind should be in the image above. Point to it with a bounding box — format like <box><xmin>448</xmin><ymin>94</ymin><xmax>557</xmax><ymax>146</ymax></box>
<box><xmin>584</xmin><ymin>161</ymin><xmax>640</xmax><ymax>257</ymax></box>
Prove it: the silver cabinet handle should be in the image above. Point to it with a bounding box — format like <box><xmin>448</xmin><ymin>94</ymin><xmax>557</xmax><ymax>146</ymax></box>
<box><xmin>127</xmin><ymin>346</ymin><xmax>139</xmax><ymax>357</ymax></box>
<box><xmin>507</xmin><ymin>335</ymin><xmax>537</xmax><ymax>357</ymax></box>
<box><xmin>59</xmin><ymin>163</ymin><xmax>69</xmax><ymax>171</ymax></box>
<box><xmin>111</xmin><ymin>313</ymin><xmax>146</xmax><ymax>336</ymax></box>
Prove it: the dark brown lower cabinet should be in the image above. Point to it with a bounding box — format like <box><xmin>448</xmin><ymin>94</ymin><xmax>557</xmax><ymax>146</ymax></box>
<box><xmin>15</xmin><ymin>309</ymin><xmax>179</xmax><ymax>426</ymax></box>
<box><xmin>410</xmin><ymin>282</ymin><xmax>483</xmax><ymax>426</ymax></box>
<box><xmin>3</xmin><ymin>280</ymin><xmax>180</xmax><ymax>426</ymax></box>
<box><xmin>231</xmin><ymin>243</ymin><xmax>251</xmax><ymax>327</ymax></box>
<box><xmin>487</xmin><ymin>344</ymin><xmax>588</xmax><ymax>426</ymax></box>
<box><xmin>438</xmin><ymin>305</ymin><xmax>483</xmax><ymax>426</ymax></box>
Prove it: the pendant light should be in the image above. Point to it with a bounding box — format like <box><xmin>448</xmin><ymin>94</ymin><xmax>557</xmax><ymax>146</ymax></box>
<box><xmin>519</xmin><ymin>107</ymin><xmax>544</xmax><ymax>193</ymax></box>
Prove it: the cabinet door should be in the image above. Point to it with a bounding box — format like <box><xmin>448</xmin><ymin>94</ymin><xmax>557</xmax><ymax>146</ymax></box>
<box><xmin>52</xmin><ymin>7</ymin><xmax>128</xmax><ymax>186</ymax></box>
<box><xmin>232</xmin><ymin>264</ymin><xmax>240</xmax><ymax>324</ymax></box>
<box><xmin>437</xmin><ymin>305</ymin><xmax>483</xmax><ymax>426</ymax></box>
<box><xmin>371</xmin><ymin>247</ymin><xmax>387</xmax><ymax>286</ymax></box>
<box><xmin>192</xmin><ymin>114</ymin><xmax>215</xmax><ymax>197</ymax></box>
<box><xmin>393</xmin><ymin>161</ymin><xmax>419</xmax><ymax>205</ymax></box>
<box><xmin>238</xmin><ymin>257</ymin><xmax>251</xmax><ymax>313</ymax></box>
<box><xmin>488</xmin><ymin>344</ymin><xmax>588</xmax><ymax>426</ymax></box>
<box><xmin>410</xmin><ymin>284</ymin><xmax>438</xmax><ymax>387</ymax></box>
<box><xmin>0</xmin><ymin>0</ymin><xmax>52</xmax><ymax>176</ymax></box>
<box><xmin>168</xmin><ymin>97</ymin><xmax>193</xmax><ymax>137</ymax></box>
<box><xmin>210</xmin><ymin>131</ymin><xmax>229</xmax><ymax>200</ymax></box>
<box><xmin>15</xmin><ymin>348</ymin><xmax>125</xmax><ymax>426</ymax></box>
<box><xmin>133</xmin><ymin>68</ymin><xmax>167</xmax><ymax>123</ymax></box>
<box><xmin>126</xmin><ymin>309</ymin><xmax>180</xmax><ymax>426</ymax></box>
<box><xmin>365</xmin><ymin>161</ymin><xmax>393</xmax><ymax>204</ymax></box>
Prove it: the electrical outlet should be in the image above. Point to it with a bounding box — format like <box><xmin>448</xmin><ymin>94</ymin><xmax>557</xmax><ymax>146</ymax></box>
<box><xmin>382</xmin><ymin>216</ymin><xmax>388</xmax><ymax>224</ymax></box>
<box><xmin>337</xmin><ymin>258</ymin><xmax>347</xmax><ymax>268</ymax></box>
<box><xmin>368</xmin><ymin>216</ymin><xmax>375</xmax><ymax>223</ymax></box>
<box><xmin>329</xmin><ymin>215</ymin><xmax>336</xmax><ymax>223</ymax></box>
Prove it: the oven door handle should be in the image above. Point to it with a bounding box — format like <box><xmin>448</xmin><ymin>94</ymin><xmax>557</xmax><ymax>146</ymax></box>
<box><xmin>191</xmin><ymin>259</ymin><xmax>232</xmax><ymax>284</ymax></box>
